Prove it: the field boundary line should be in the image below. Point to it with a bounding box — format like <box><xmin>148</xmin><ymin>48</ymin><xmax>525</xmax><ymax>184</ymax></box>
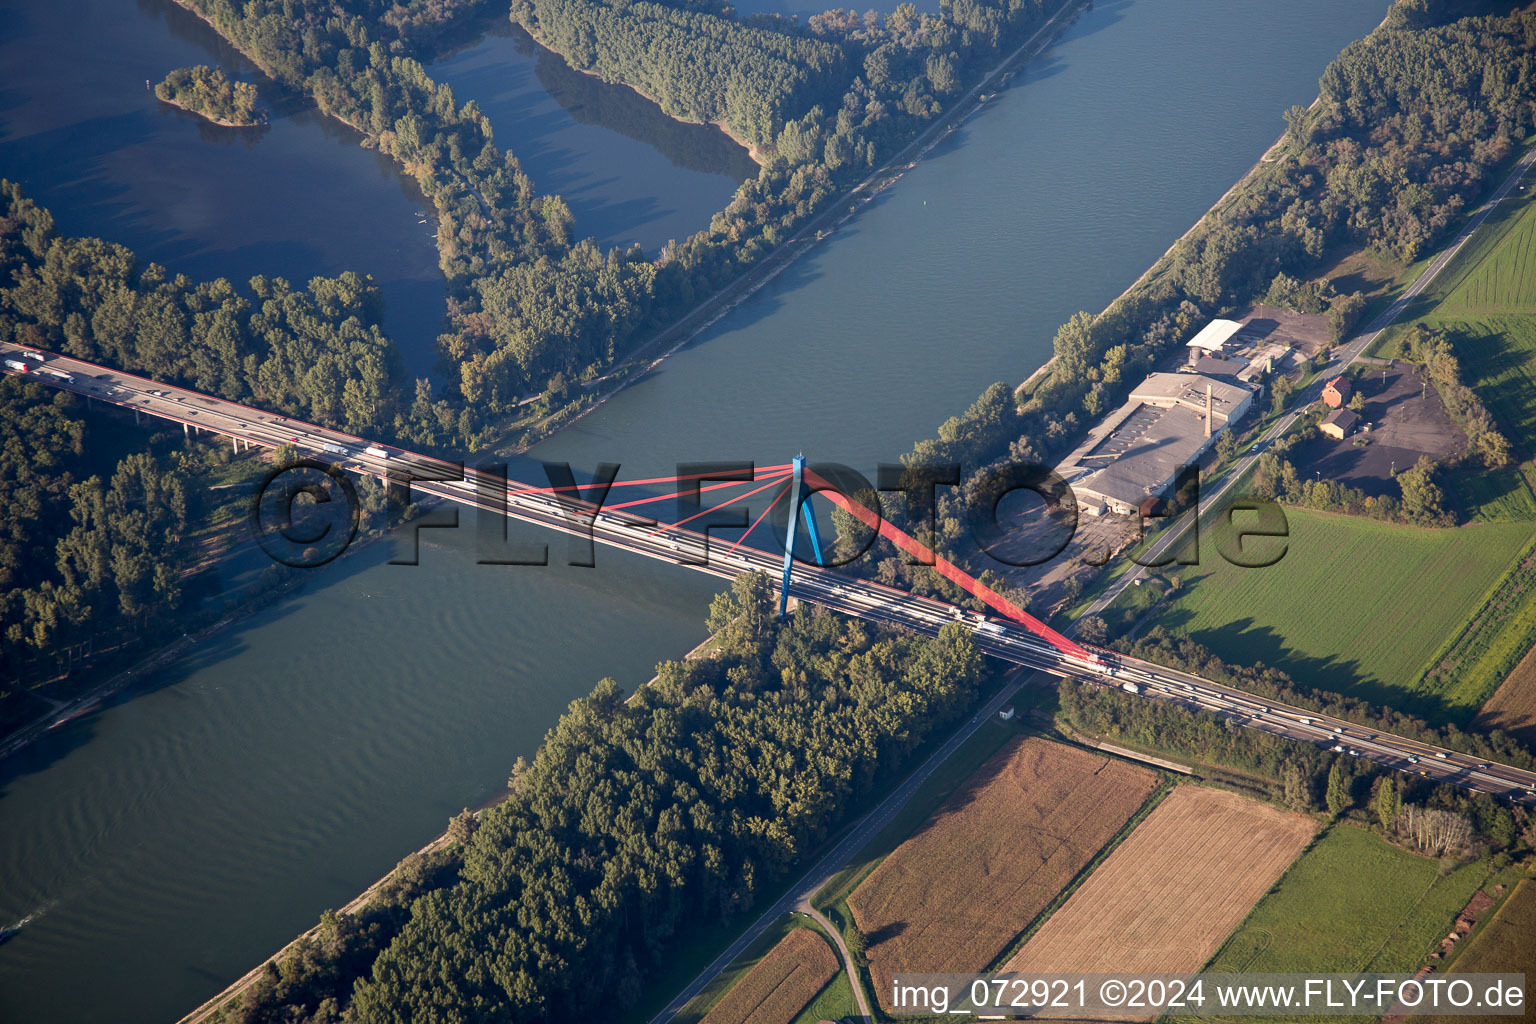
<box><xmin>1410</xmin><ymin>530</ymin><xmax>1536</xmax><ymax>703</ymax></box>
<box><xmin>983</xmin><ymin>780</ymin><xmax>1174</xmax><ymax>973</ymax></box>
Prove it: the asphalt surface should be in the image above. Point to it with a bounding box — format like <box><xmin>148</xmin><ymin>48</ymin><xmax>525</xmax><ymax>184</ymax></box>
<box><xmin>6</xmin><ymin>341</ymin><xmax>1534</xmax><ymax>805</ymax></box>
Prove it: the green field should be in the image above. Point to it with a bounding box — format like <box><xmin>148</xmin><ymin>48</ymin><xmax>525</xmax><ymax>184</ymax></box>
<box><xmin>1126</xmin><ymin>509</ymin><xmax>1532</xmax><ymax>715</ymax></box>
<box><xmin>1410</xmin><ymin>880</ymin><xmax>1536</xmax><ymax>1024</ymax></box>
<box><xmin>1374</xmin><ymin>167</ymin><xmax>1536</xmax><ymax>451</ymax></box>
<box><xmin>1172</xmin><ymin>826</ymin><xmax>1489</xmax><ymax>1023</ymax></box>
<box><xmin>790</xmin><ymin>970</ymin><xmax>855</xmax><ymax>1024</ymax></box>
<box><xmin>1432</xmin><ymin>176</ymin><xmax>1536</xmax><ymax>318</ymax></box>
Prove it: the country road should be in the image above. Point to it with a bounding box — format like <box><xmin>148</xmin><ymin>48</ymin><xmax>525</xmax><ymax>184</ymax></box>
<box><xmin>646</xmin><ymin>673</ymin><xmax>1028</xmax><ymax>1024</ymax></box>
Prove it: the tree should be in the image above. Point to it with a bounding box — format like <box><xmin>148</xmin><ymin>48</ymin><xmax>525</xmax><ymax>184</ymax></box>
<box><xmin>1216</xmin><ymin>428</ymin><xmax>1238</xmax><ymax>461</ymax></box>
<box><xmin>845</xmin><ymin>923</ymin><xmax>868</xmax><ymax>967</ymax></box>
<box><xmin>1051</xmin><ymin>312</ymin><xmax>1097</xmax><ymax>380</ymax></box>
<box><xmin>1076</xmin><ymin>616</ymin><xmax>1108</xmax><ymax>645</ymax></box>
<box><xmin>1270</xmin><ymin>373</ymin><xmax>1296</xmax><ymax>414</ymax></box>
<box><xmin>1372</xmin><ymin>775</ymin><xmax>1401</xmax><ymax>830</ymax></box>
<box><xmin>1488</xmin><ymin>806</ymin><xmax>1517</xmax><ymax>850</ymax></box>
<box><xmin>447</xmin><ymin>809</ymin><xmax>476</xmax><ymax>846</ymax></box>
<box><xmin>1397</xmin><ymin>456</ymin><xmax>1445</xmax><ymax>524</ymax></box>
<box><xmin>1282</xmin><ymin>760</ymin><xmax>1312</xmax><ymax>811</ymax></box>
<box><xmin>1477</xmin><ymin>429</ymin><xmax>1512</xmax><ymax>469</ymax></box>
<box><xmin>1326</xmin><ymin>761</ymin><xmax>1350</xmax><ymax>817</ymax></box>
<box><xmin>1348</xmin><ymin>392</ymin><xmax>1365</xmax><ymax>413</ymax></box>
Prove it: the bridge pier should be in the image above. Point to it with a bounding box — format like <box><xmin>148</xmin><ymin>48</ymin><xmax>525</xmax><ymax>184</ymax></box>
<box><xmin>777</xmin><ymin>454</ymin><xmax>825</xmax><ymax>619</ymax></box>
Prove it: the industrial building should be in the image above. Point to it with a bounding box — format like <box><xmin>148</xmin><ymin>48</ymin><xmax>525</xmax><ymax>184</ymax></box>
<box><xmin>1184</xmin><ymin>318</ymin><xmax>1245</xmax><ymax>356</ymax></box>
<box><xmin>1056</xmin><ymin>372</ymin><xmax>1255</xmax><ymax>516</ymax></box>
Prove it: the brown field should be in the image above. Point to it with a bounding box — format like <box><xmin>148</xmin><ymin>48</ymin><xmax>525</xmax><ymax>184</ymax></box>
<box><xmin>1407</xmin><ymin>880</ymin><xmax>1536</xmax><ymax>1024</ymax></box>
<box><xmin>1003</xmin><ymin>786</ymin><xmax>1316</xmax><ymax>979</ymax></box>
<box><xmin>1474</xmin><ymin>643</ymin><xmax>1536</xmax><ymax>745</ymax></box>
<box><xmin>699</xmin><ymin>928</ymin><xmax>840</xmax><ymax>1024</ymax></box>
<box><xmin>847</xmin><ymin>737</ymin><xmax>1159</xmax><ymax>1012</ymax></box>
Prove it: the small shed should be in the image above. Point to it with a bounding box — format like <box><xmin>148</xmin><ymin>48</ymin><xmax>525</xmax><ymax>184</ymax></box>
<box><xmin>998</xmin><ymin>705</ymin><xmax>1016</xmax><ymax>721</ymax></box>
<box><xmin>1322</xmin><ymin>376</ymin><xmax>1353</xmax><ymax>408</ymax></box>
<box><xmin>1320</xmin><ymin>407</ymin><xmax>1359</xmax><ymax>439</ymax></box>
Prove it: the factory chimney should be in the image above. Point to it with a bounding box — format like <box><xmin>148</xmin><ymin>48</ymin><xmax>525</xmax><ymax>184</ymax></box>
<box><xmin>1205</xmin><ymin>383</ymin><xmax>1214</xmax><ymax>439</ymax></box>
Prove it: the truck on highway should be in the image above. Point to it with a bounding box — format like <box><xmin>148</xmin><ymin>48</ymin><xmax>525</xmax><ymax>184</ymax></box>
<box><xmin>1120</xmin><ymin>681</ymin><xmax>1140</xmax><ymax>694</ymax></box>
<box><xmin>44</xmin><ymin>368</ymin><xmax>74</xmax><ymax>383</ymax></box>
<box><xmin>973</xmin><ymin>619</ymin><xmax>1005</xmax><ymax>637</ymax></box>
<box><xmin>363</xmin><ymin>445</ymin><xmax>391</xmax><ymax>459</ymax></box>
<box><xmin>320</xmin><ymin>443</ymin><xmax>348</xmax><ymax>456</ymax></box>
<box><xmin>21</xmin><ymin>351</ymin><xmax>44</xmax><ymax>363</ymax></box>
<box><xmin>3</xmin><ymin>359</ymin><xmax>27</xmax><ymax>372</ymax></box>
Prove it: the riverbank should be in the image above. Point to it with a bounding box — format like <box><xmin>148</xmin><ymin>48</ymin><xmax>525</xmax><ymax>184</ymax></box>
<box><xmin>495</xmin><ymin>0</ymin><xmax>1088</xmax><ymax>454</ymax></box>
<box><xmin>171</xmin><ymin>615</ymin><xmax>731</xmax><ymax>1024</ymax></box>
<box><xmin>1016</xmin><ymin>8</ymin><xmax>1394</xmax><ymax>399</ymax></box>
<box><xmin>154</xmin><ymin>94</ymin><xmax>264</xmax><ymax>127</ymax></box>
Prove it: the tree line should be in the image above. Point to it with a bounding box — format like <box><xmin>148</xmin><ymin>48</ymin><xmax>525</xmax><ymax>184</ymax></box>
<box><xmin>903</xmin><ymin>1</ymin><xmax>1536</xmax><ymax>508</ymax></box>
<box><xmin>512</xmin><ymin>0</ymin><xmax>850</xmax><ymax>150</ymax></box>
<box><xmin>1059</xmin><ymin>671</ymin><xmax>1530</xmax><ymax>861</ymax></box>
<box><xmin>0</xmin><ymin>378</ymin><xmax>188</xmax><ymax>686</ymax></box>
<box><xmin>209</xmin><ymin>572</ymin><xmax>991</xmax><ymax>1024</ymax></box>
<box><xmin>173</xmin><ymin>0</ymin><xmax>1064</xmax><ymax>444</ymax></box>
<box><xmin>0</xmin><ymin>181</ymin><xmax>399</xmax><ymax>433</ymax></box>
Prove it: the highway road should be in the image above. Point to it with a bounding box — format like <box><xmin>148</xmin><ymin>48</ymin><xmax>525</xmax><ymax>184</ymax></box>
<box><xmin>1086</xmin><ymin>141</ymin><xmax>1536</xmax><ymax>614</ymax></box>
<box><xmin>6</xmin><ymin>339</ymin><xmax>1536</xmax><ymax>814</ymax></box>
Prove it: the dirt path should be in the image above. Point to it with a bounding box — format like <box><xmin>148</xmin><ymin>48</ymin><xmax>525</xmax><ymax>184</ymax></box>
<box><xmin>797</xmin><ymin>903</ymin><xmax>873</xmax><ymax>1022</ymax></box>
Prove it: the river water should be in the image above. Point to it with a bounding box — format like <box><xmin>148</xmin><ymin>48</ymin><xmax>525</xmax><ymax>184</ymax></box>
<box><xmin>0</xmin><ymin>3</ymin><xmax>1386</xmax><ymax>1022</ymax></box>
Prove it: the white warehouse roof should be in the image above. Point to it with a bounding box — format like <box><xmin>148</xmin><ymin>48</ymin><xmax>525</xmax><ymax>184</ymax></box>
<box><xmin>1185</xmin><ymin>318</ymin><xmax>1245</xmax><ymax>352</ymax></box>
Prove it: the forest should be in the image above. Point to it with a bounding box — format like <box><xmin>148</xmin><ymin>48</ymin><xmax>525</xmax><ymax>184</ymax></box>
<box><xmin>512</xmin><ymin>0</ymin><xmax>849</xmax><ymax>150</ymax></box>
<box><xmin>155</xmin><ymin>65</ymin><xmax>266</xmax><ymax>125</ymax></box>
<box><xmin>0</xmin><ymin>179</ymin><xmax>409</xmax><ymax>685</ymax></box>
<box><xmin>0</xmin><ymin>376</ymin><xmax>186</xmax><ymax>688</ymax></box>
<box><xmin>172</xmin><ymin>0</ymin><xmax>1063</xmax><ymax>442</ymax></box>
<box><xmin>0</xmin><ymin>182</ymin><xmax>400</xmax><ymax>433</ymax></box>
<box><xmin>208</xmin><ymin>573</ymin><xmax>991</xmax><ymax>1024</ymax></box>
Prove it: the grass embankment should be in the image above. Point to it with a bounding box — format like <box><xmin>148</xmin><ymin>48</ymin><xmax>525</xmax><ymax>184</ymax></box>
<box><xmin>1172</xmin><ymin>825</ymin><xmax>1493</xmax><ymax>1024</ymax></box>
<box><xmin>1107</xmin><ymin>508</ymin><xmax>1532</xmax><ymax>716</ymax></box>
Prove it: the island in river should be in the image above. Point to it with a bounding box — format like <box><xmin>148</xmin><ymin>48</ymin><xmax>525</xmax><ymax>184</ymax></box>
<box><xmin>154</xmin><ymin>65</ymin><xmax>265</xmax><ymax>126</ymax></box>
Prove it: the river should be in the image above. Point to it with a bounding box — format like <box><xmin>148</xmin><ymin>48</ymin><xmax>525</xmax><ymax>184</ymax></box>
<box><xmin>0</xmin><ymin>3</ymin><xmax>1386</xmax><ymax>1022</ymax></box>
